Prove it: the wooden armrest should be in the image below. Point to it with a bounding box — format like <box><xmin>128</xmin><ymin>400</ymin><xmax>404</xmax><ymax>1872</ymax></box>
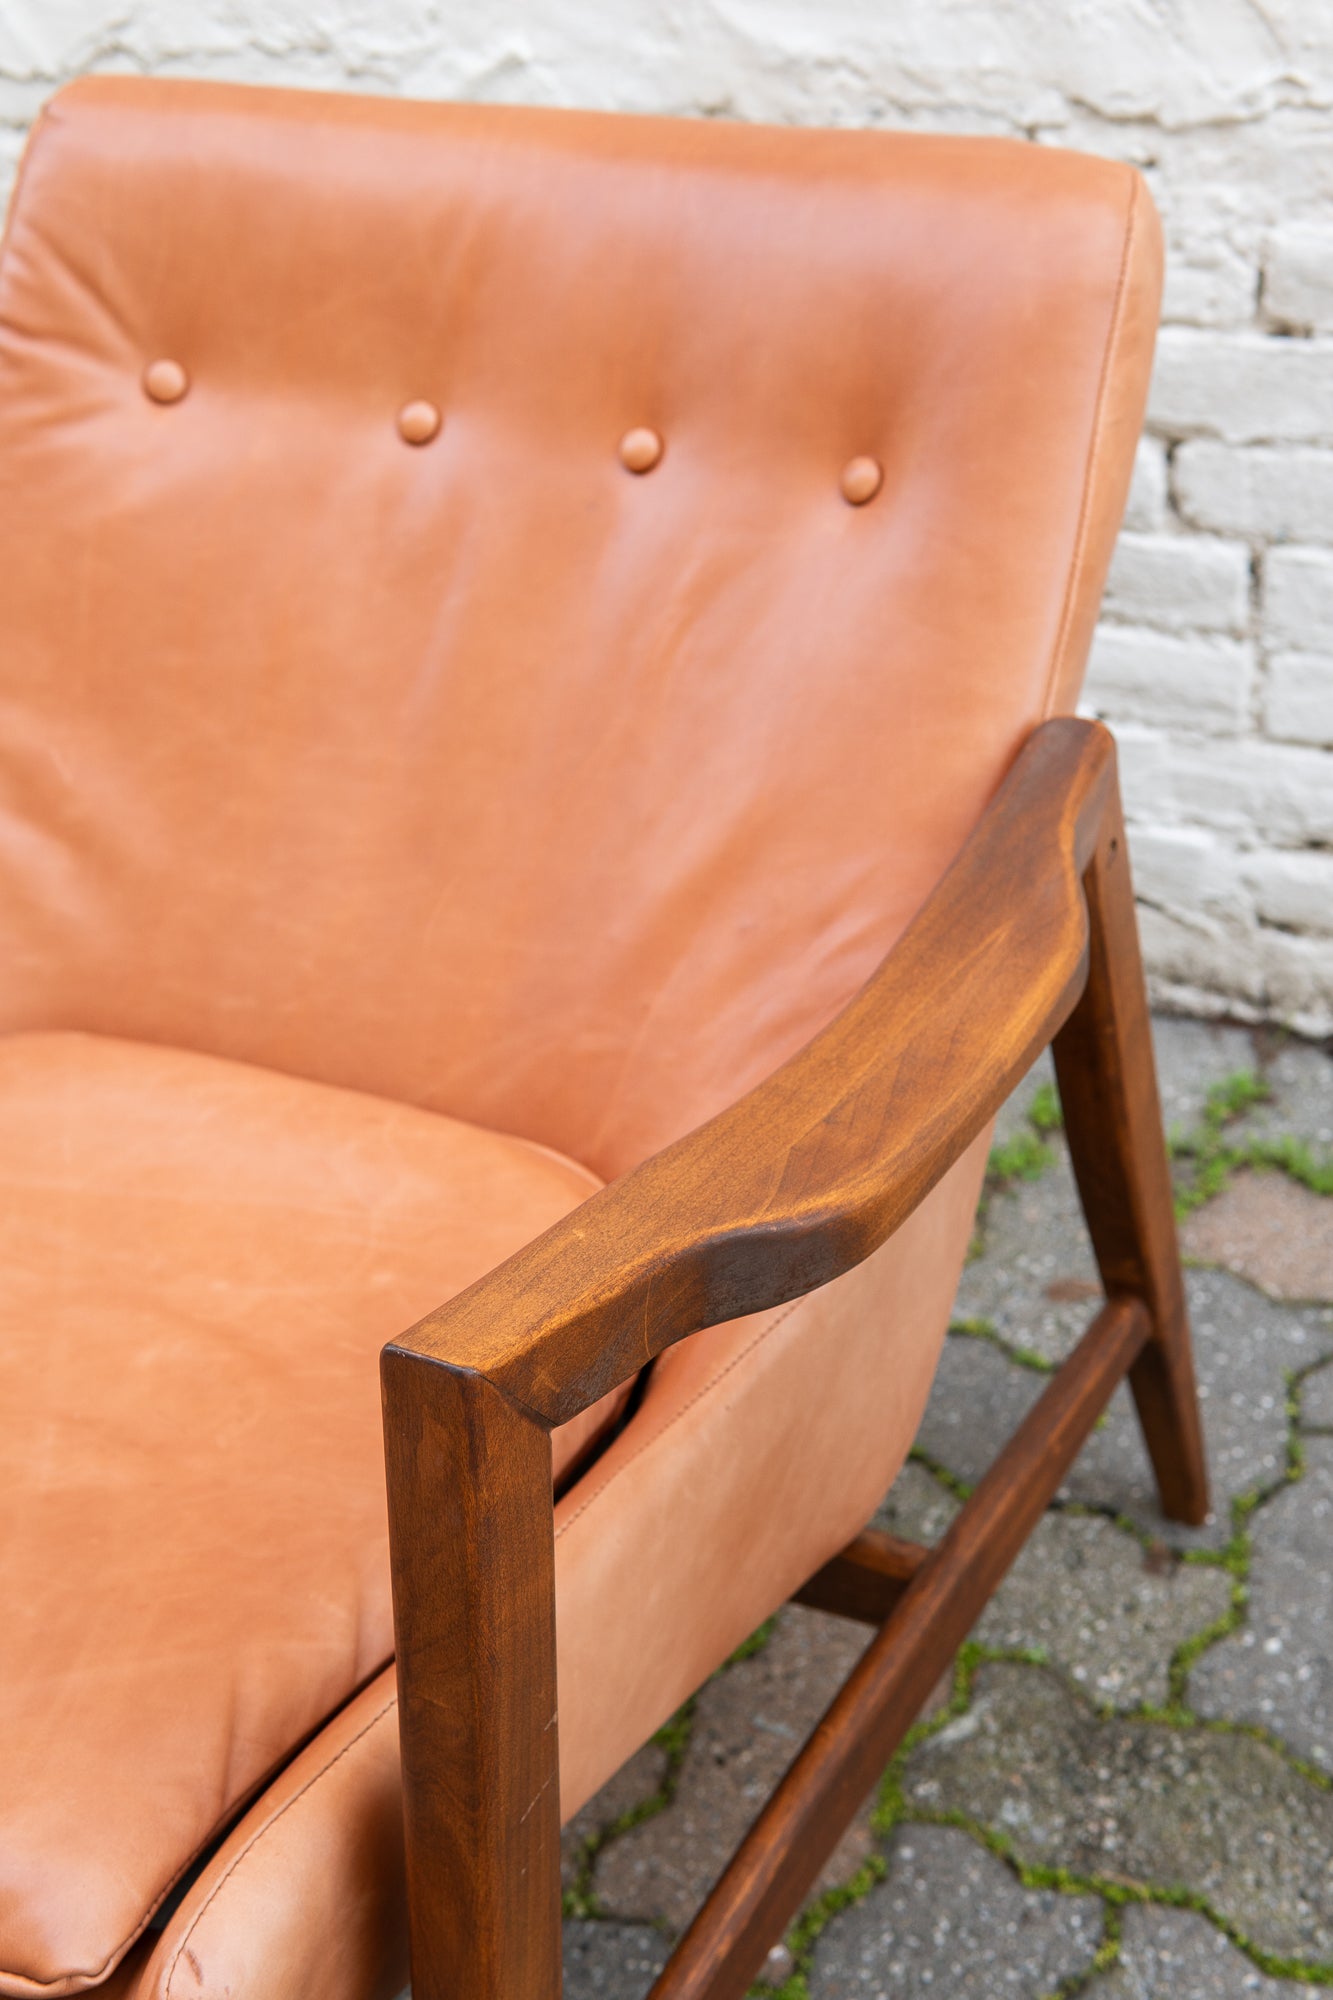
<box><xmin>387</xmin><ymin>716</ymin><xmax>1116</xmax><ymax>1428</ymax></box>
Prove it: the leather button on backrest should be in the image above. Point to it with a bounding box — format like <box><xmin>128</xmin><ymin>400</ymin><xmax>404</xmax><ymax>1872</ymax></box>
<box><xmin>618</xmin><ymin>427</ymin><xmax>663</xmax><ymax>474</ymax></box>
<box><xmin>840</xmin><ymin>456</ymin><xmax>883</xmax><ymax>506</ymax></box>
<box><xmin>143</xmin><ymin>358</ymin><xmax>188</xmax><ymax>404</ymax></box>
<box><xmin>397</xmin><ymin>400</ymin><xmax>441</xmax><ymax>445</ymax></box>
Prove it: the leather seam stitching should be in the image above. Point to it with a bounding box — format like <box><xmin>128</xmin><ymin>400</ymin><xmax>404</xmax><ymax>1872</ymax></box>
<box><xmin>159</xmin><ymin>1694</ymin><xmax>399</xmax><ymax>2000</ymax></box>
<box><xmin>1040</xmin><ymin>164</ymin><xmax>1141</xmax><ymax>720</ymax></box>
<box><xmin>554</xmin><ymin>1299</ymin><xmax>806</xmax><ymax>1541</ymax></box>
<box><xmin>0</xmin><ymin>1807</ymin><xmax>230</xmax><ymax>1996</ymax></box>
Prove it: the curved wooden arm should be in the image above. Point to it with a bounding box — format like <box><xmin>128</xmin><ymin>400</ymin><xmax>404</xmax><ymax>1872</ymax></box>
<box><xmin>388</xmin><ymin>716</ymin><xmax>1116</xmax><ymax>1428</ymax></box>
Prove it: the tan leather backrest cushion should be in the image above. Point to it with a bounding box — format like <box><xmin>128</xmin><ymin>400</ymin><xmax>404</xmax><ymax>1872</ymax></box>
<box><xmin>0</xmin><ymin>80</ymin><xmax>1160</xmax><ymax>1178</ymax></box>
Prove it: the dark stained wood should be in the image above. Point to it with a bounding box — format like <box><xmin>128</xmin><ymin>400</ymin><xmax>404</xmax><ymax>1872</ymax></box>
<box><xmin>391</xmin><ymin>718</ymin><xmax>1115</xmax><ymax>1425</ymax></box>
<box><xmin>1053</xmin><ymin>773</ymin><xmax>1210</xmax><ymax>1526</ymax></box>
<box><xmin>791</xmin><ymin>1527</ymin><xmax>926</xmax><ymax>1626</ymax></box>
<box><xmin>649</xmin><ymin>1298</ymin><xmax>1150</xmax><ymax>2000</ymax></box>
<box><xmin>381</xmin><ymin>1349</ymin><xmax>561</xmax><ymax>2000</ymax></box>
<box><xmin>380</xmin><ymin>719</ymin><xmax>1207</xmax><ymax>2000</ymax></box>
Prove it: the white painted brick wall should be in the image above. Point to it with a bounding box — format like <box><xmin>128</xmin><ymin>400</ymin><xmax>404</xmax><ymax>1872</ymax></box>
<box><xmin>0</xmin><ymin>1</ymin><xmax>1330</xmax><ymax>1035</ymax></box>
<box><xmin>1175</xmin><ymin>445</ymin><xmax>1333</xmax><ymax>545</ymax></box>
<box><xmin>1103</xmin><ymin>534</ymin><xmax>1250</xmax><ymax>635</ymax></box>
<box><xmin>1265</xmin><ymin>225</ymin><xmax>1333</xmax><ymax>334</ymax></box>
<box><xmin>1267</xmin><ymin>656</ymin><xmax>1333</xmax><ymax>749</ymax></box>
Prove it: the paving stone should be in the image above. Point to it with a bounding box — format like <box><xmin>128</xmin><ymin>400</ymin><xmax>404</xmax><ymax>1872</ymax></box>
<box><xmin>556</xmin><ymin>1013</ymin><xmax>1332</xmax><ymax>2000</ymax></box>
<box><xmin>1152</xmin><ymin>1018</ymin><xmax>1260</xmax><ymax>1140</ymax></box>
<box><xmin>1069</xmin><ymin>1275</ymin><xmax>1332</xmax><ymax>1545</ymax></box>
<box><xmin>964</xmin><ymin>1020</ymin><xmax>1325</xmax><ymax>1365</ymax></box>
<box><xmin>883</xmin><ymin>1437</ymin><xmax>1229</xmax><ymax>1709</ymax></box>
<box><xmin>1183</xmin><ymin>1171</ymin><xmax>1333</xmax><ymax>1303</ymax></box>
<box><xmin>976</xmin><ymin>1510</ymin><xmax>1232</xmax><ymax>1710</ymax></box>
<box><xmin>914</xmin><ymin>1328</ymin><xmax>1047</xmax><ymax>1485</ymax></box>
<box><xmin>1239</xmin><ymin>1038</ymin><xmax>1333</xmax><ymax>1155</ymax></box>
<box><xmin>592</xmin><ymin>1607</ymin><xmax>873</xmax><ymax>1933</ymax></box>
<box><xmin>1305</xmin><ymin>1353</ymin><xmax>1333</xmax><ymax>1429</ymax></box>
<box><xmin>808</xmin><ymin>1822</ymin><xmax>1102</xmax><ymax>1998</ymax></box>
<box><xmin>901</xmin><ymin>1662</ymin><xmax>1333</xmax><ymax>1964</ymax></box>
<box><xmin>956</xmin><ymin>1143</ymin><xmax>1099</xmax><ymax>1367</ymax></box>
<box><xmin>985</xmin><ymin>1015</ymin><xmax>1249</xmax><ymax>1153</ymax></box>
<box><xmin>1191</xmin><ymin>1438</ymin><xmax>1333</xmax><ymax>1773</ymax></box>
<box><xmin>991</xmin><ymin>1047</ymin><xmax>1057</xmax><ymax>1152</ymax></box>
<box><xmin>923</xmin><ymin>1271</ymin><xmax>1325</xmax><ymax>1548</ymax></box>
<box><xmin>563</xmin><ymin>1921</ymin><xmax>669</xmax><ymax>2000</ymax></box>
<box><xmin>873</xmin><ymin>1457</ymin><xmax>960</xmax><ymax>1545</ymax></box>
<box><xmin>1090</xmin><ymin>1903</ymin><xmax>1311</xmax><ymax>1998</ymax></box>
<box><xmin>562</xmin><ymin>1738</ymin><xmax>668</xmax><ymax>1892</ymax></box>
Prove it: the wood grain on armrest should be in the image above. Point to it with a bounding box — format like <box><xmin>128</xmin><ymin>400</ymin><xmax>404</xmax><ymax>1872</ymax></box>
<box><xmin>387</xmin><ymin>717</ymin><xmax>1116</xmax><ymax>1427</ymax></box>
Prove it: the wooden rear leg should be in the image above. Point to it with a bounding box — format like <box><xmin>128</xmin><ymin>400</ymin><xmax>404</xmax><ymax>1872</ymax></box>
<box><xmin>1052</xmin><ymin>776</ymin><xmax>1209</xmax><ymax>1526</ymax></box>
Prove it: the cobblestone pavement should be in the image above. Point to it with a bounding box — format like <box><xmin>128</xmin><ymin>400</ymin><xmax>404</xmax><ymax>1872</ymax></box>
<box><xmin>552</xmin><ymin>1016</ymin><xmax>1333</xmax><ymax>2000</ymax></box>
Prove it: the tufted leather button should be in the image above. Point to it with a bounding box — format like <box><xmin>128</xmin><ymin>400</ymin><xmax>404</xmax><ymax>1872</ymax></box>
<box><xmin>397</xmin><ymin>400</ymin><xmax>441</xmax><ymax>446</ymax></box>
<box><xmin>618</xmin><ymin>426</ymin><xmax>663</xmax><ymax>474</ymax></box>
<box><xmin>839</xmin><ymin>455</ymin><xmax>883</xmax><ymax>506</ymax></box>
<box><xmin>142</xmin><ymin>358</ymin><xmax>188</xmax><ymax>405</ymax></box>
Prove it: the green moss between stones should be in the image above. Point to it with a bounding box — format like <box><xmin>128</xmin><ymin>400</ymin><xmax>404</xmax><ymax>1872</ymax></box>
<box><xmin>1029</xmin><ymin>1080</ymin><xmax>1064</xmax><ymax>1136</ymax></box>
<box><xmin>561</xmin><ymin>1695</ymin><xmax>698</xmax><ymax>1919</ymax></box>
<box><xmin>988</xmin><ymin>1127</ymin><xmax>1056</xmax><ymax>1184</ymax></box>
<box><xmin>751</xmin><ymin>1856</ymin><xmax>889</xmax><ymax>2000</ymax></box>
<box><xmin>974</xmin><ymin>1080</ymin><xmax>1066</xmax><ymax>1254</ymax></box>
<box><xmin>869</xmin><ymin>1648</ymin><xmax>1333</xmax><ymax>1987</ymax></box>
<box><xmin>568</xmin><ymin>1125</ymin><xmax>1333</xmax><ymax>1986</ymax></box>
<box><xmin>726</xmin><ymin>1615</ymin><xmax>779</xmax><ymax>1667</ymax></box>
<box><xmin>950</xmin><ymin>1313</ymin><xmax>1057</xmax><ymax>1375</ymax></box>
<box><xmin>1171</xmin><ymin>1069</ymin><xmax>1333</xmax><ymax>1216</ymax></box>
<box><xmin>749</xmin><ymin>1340</ymin><xmax>1333</xmax><ymax>1989</ymax></box>
<box><xmin>564</xmin><ymin>1611</ymin><xmax>780</xmax><ymax>1918</ymax></box>
<box><xmin>907</xmin><ymin>1443</ymin><xmax>975</xmax><ymax>1504</ymax></box>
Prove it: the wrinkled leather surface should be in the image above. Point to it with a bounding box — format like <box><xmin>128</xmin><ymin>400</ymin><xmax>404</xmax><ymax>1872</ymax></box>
<box><xmin>0</xmin><ymin>75</ymin><xmax>1163</xmax><ymax>1998</ymax></box>
<box><xmin>0</xmin><ymin>1033</ymin><xmax>612</xmax><ymax>1996</ymax></box>
<box><xmin>0</xmin><ymin>78</ymin><xmax>1159</xmax><ymax>1186</ymax></box>
<box><xmin>2</xmin><ymin>1029</ymin><xmax>984</xmax><ymax>2000</ymax></box>
<box><xmin>125</xmin><ymin>1135</ymin><xmax>988</xmax><ymax>2000</ymax></box>
<box><xmin>133</xmin><ymin>1671</ymin><xmax>407</xmax><ymax>2000</ymax></box>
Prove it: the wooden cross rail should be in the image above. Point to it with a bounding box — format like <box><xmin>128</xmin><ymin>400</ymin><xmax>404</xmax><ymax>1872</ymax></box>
<box><xmin>651</xmin><ymin>1295</ymin><xmax>1150</xmax><ymax>2000</ymax></box>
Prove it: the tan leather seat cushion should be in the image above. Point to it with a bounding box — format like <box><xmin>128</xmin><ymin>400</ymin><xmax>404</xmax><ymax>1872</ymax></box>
<box><xmin>0</xmin><ymin>1031</ymin><xmax>620</xmax><ymax>1999</ymax></box>
<box><xmin>0</xmin><ymin>1028</ymin><xmax>990</xmax><ymax>2000</ymax></box>
<box><xmin>115</xmin><ymin>1136</ymin><xmax>989</xmax><ymax>2000</ymax></box>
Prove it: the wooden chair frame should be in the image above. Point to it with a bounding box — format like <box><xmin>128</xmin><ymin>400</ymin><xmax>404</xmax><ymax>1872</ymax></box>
<box><xmin>380</xmin><ymin>715</ymin><xmax>1208</xmax><ymax>2000</ymax></box>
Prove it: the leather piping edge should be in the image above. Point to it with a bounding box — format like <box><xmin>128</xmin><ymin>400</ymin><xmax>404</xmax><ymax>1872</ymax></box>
<box><xmin>1040</xmin><ymin>163</ymin><xmax>1144</xmax><ymax>722</ymax></box>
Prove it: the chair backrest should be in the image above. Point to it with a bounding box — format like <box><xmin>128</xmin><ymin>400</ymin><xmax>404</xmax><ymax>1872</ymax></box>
<box><xmin>0</xmin><ymin>79</ymin><xmax>1160</xmax><ymax>1179</ymax></box>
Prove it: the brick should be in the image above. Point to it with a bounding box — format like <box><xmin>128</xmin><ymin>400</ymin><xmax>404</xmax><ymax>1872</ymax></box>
<box><xmin>1126</xmin><ymin>823</ymin><xmax>1250</xmax><ymax>916</ymax></box>
<box><xmin>1142</xmin><ymin>903</ymin><xmax>1268</xmax><ymax>1014</ymax></box>
<box><xmin>1149</xmin><ymin>330</ymin><xmax>1333</xmax><ymax>444</ymax></box>
<box><xmin>1257</xmin><ymin>927</ymin><xmax>1333</xmax><ymax>1039</ymax></box>
<box><xmin>1265</xmin><ymin>652</ymin><xmax>1333</xmax><ymax>748</ymax></box>
<box><xmin>1103</xmin><ymin>532</ymin><xmax>1249</xmax><ymax>634</ymax></box>
<box><xmin>1085</xmin><ymin>627</ymin><xmax>1252</xmax><ymax>735</ymax></box>
<box><xmin>1174</xmin><ymin>443</ymin><xmax>1333</xmax><ymax>545</ymax></box>
<box><xmin>1265</xmin><ymin>546</ymin><xmax>1333</xmax><ymax>651</ymax></box>
<box><xmin>1116</xmin><ymin>726</ymin><xmax>1333</xmax><ymax>844</ymax></box>
<box><xmin>1264</xmin><ymin>224</ymin><xmax>1333</xmax><ymax>334</ymax></box>
<box><xmin>1163</xmin><ymin>254</ymin><xmax>1257</xmax><ymax>330</ymax></box>
<box><xmin>1123</xmin><ymin>435</ymin><xmax>1168</xmax><ymax>532</ymax></box>
<box><xmin>1242</xmin><ymin>848</ymin><xmax>1333</xmax><ymax>936</ymax></box>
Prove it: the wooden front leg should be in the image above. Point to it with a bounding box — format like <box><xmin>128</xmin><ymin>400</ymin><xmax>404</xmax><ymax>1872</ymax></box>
<box><xmin>382</xmin><ymin>1347</ymin><xmax>562</xmax><ymax>2000</ymax></box>
<box><xmin>1053</xmin><ymin>780</ymin><xmax>1210</xmax><ymax>1527</ymax></box>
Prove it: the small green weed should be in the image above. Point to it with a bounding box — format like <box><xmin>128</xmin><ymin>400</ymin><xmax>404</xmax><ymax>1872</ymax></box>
<box><xmin>1171</xmin><ymin>1068</ymin><xmax>1333</xmax><ymax>1215</ymax></box>
<box><xmin>988</xmin><ymin>1127</ymin><xmax>1054</xmax><ymax>1183</ymax></box>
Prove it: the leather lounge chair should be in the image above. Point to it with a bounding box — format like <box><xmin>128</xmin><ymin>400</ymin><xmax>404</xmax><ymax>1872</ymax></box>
<box><xmin>0</xmin><ymin>77</ymin><xmax>1204</xmax><ymax>2000</ymax></box>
